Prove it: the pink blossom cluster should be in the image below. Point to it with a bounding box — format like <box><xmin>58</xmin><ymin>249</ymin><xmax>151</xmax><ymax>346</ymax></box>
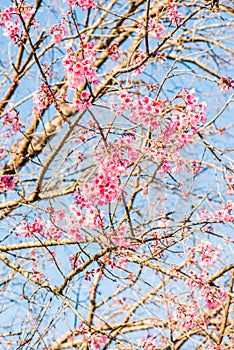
<box><xmin>62</xmin><ymin>38</ymin><xmax>98</xmax><ymax>91</ymax></box>
<box><xmin>208</xmin><ymin>345</ymin><xmax>225</xmax><ymax>350</ymax></box>
<box><xmin>50</xmin><ymin>21</ymin><xmax>66</xmax><ymax>43</ymax></box>
<box><xmin>215</xmin><ymin>201</ymin><xmax>234</xmax><ymax>223</ymax></box>
<box><xmin>137</xmin><ymin>18</ymin><xmax>164</xmax><ymax>38</ymax></box>
<box><xmin>31</xmin><ymin>268</ymin><xmax>46</xmax><ymax>282</ymax></box>
<box><xmin>69</xmin><ymin>137</ymin><xmax>140</xmax><ymax>237</ymax></box>
<box><xmin>19</xmin><ymin>217</ymin><xmax>44</xmax><ymax>237</ymax></box>
<box><xmin>220</xmin><ymin>76</ymin><xmax>234</xmax><ymax>92</ymax></box>
<box><xmin>78</xmin><ymin>136</ymin><xmax>138</xmax><ymax>207</ymax></box>
<box><xmin>203</xmin><ymin>286</ymin><xmax>227</xmax><ymax>310</ymax></box>
<box><xmin>186</xmin><ymin>240</ymin><xmax>221</xmax><ymax>268</ymax></box>
<box><xmin>0</xmin><ymin>175</ymin><xmax>18</xmax><ymax>191</ymax></box>
<box><xmin>106</xmin><ymin>42</ymin><xmax>122</xmax><ymax>61</ymax></box>
<box><xmin>65</xmin><ymin>0</ymin><xmax>96</xmax><ymax>10</ymax></box>
<box><xmin>116</xmin><ymin>91</ymin><xmax>163</xmax><ymax>129</ymax></box>
<box><xmin>172</xmin><ymin>301</ymin><xmax>204</xmax><ymax>330</ymax></box>
<box><xmin>33</xmin><ymin>83</ymin><xmax>56</xmax><ymax>112</ymax></box>
<box><xmin>190</xmin><ymin>160</ymin><xmax>203</xmax><ymax>174</ymax></box>
<box><xmin>70</xmin><ymin>192</ymin><xmax>104</xmax><ymax>231</ymax></box>
<box><xmin>74</xmin><ymin>324</ymin><xmax>107</xmax><ymax>349</ymax></box>
<box><xmin>114</xmin><ymin>89</ymin><xmax>206</xmax><ymax>174</ymax></box>
<box><xmin>185</xmin><ymin>269</ymin><xmax>227</xmax><ymax>310</ymax></box>
<box><xmin>44</xmin><ymin>222</ymin><xmax>62</xmax><ymax>240</ymax></box>
<box><xmin>185</xmin><ymin>269</ymin><xmax>209</xmax><ymax>289</ymax></box>
<box><xmin>2</xmin><ymin>108</ymin><xmax>23</xmax><ymax>134</ymax></box>
<box><xmin>198</xmin><ymin>201</ymin><xmax>234</xmax><ymax>224</ymax></box>
<box><xmin>173</xmin><ymin>89</ymin><xmax>207</xmax><ymax>133</ymax></box>
<box><xmin>0</xmin><ymin>4</ymin><xmax>36</xmax><ymax>44</ymax></box>
<box><xmin>107</xmin><ymin>223</ymin><xmax>139</xmax><ymax>251</ymax></box>
<box><xmin>72</xmin><ymin>90</ymin><xmax>91</xmax><ymax>112</ymax></box>
<box><xmin>167</xmin><ymin>3</ymin><xmax>182</xmax><ymax>25</ymax></box>
<box><xmin>18</xmin><ymin>216</ymin><xmax>62</xmax><ymax>239</ymax></box>
<box><xmin>130</xmin><ymin>49</ymin><xmax>147</xmax><ymax>75</ymax></box>
<box><xmin>139</xmin><ymin>333</ymin><xmax>157</xmax><ymax>350</ymax></box>
<box><xmin>153</xmin><ymin>91</ymin><xmax>206</xmax><ymax>172</ymax></box>
<box><xmin>69</xmin><ymin>254</ymin><xmax>82</xmax><ymax>269</ymax></box>
<box><xmin>81</xmin><ymin>171</ymin><xmax>123</xmax><ymax>206</ymax></box>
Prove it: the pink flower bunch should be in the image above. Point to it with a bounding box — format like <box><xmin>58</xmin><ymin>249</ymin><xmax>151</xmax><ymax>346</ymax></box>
<box><xmin>198</xmin><ymin>201</ymin><xmax>234</xmax><ymax>224</ymax></box>
<box><xmin>31</xmin><ymin>268</ymin><xmax>46</xmax><ymax>282</ymax></box>
<box><xmin>166</xmin><ymin>90</ymin><xmax>206</xmax><ymax>143</ymax></box>
<box><xmin>18</xmin><ymin>217</ymin><xmax>63</xmax><ymax>239</ymax></box>
<box><xmin>90</xmin><ymin>333</ymin><xmax>107</xmax><ymax>349</ymax></box>
<box><xmin>186</xmin><ymin>240</ymin><xmax>221</xmax><ymax>268</ymax></box>
<box><xmin>106</xmin><ymin>42</ymin><xmax>122</xmax><ymax>61</ymax></box>
<box><xmin>69</xmin><ymin>254</ymin><xmax>82</xmax><ymax>269</ymax></box>
<box><xmin>79</xmin><ymin>137</ymin><xmax>139</xmax><ymax>206</ymax></box>
<box><xmin>0</xmin><ymin>4</ymin><xmax>36</xmax><ymax>44</ymax></box>
<box><xmin>139</xmin><ymin>334</ymin><xmax>157</xmax><ymax>350</ymax></box>
<box><xmin>2</xmin><ymin>108</ymin><xmax>23</xmax><ymax>134</ymax></box>
<box><xmin>0</xmin><ymin>6</ymin><xmax>16</xmax><ymax>23</ymax></box>
<box><xmin>172</xmin><ymin>301</ymin><xmax>203</xmax><ymax>330</ymax></box>
<box><xmin>130</xmin><ymin>49</ymin><xmax>147</xmax><ymax>75</ymax></box>
<box><xmin>50</xmin><ymin>21</ymin><xmax>66</xmax><ymax>43</ymax></box>
<box><xmin>185</xmin><ymin>269</ymin><xmax>209</xmax><ymax>289</ymax></box>
<box><xmin>71</xmin><ymin>191</ymin><xmax>104</xmax><ymax>230</ymax></box>
<box><xmin>68</xmin><ymin>137</ymin><xmax>140</xmax><ymax>236</ymax></box>
<box><xmin>63</xmin><ymin>38</ymin><xmax>98</xmax><ymax>91</ymax></box>
<box><xmin>116</xmin><ymin>256</ymin><xmax>129</xmax><ymax>269</ymax></box>
<box><xmin>70</xmin><ymin>204</ymin><xmax>104</xmax><ymax>230</ymax></box>
<box><xmin>65</xmin><ymin>0</ymin><xmax>95</xmax><ymax>10</ymax></box>
<box><xmin>33</xmin><ymin>83</ymin><xmax>56</xmax><ymax>112</ymax></box>
<box><xmin>190</xmin><ymin>160</ymin><xmax>203</xmax><ymax>174</ymax></box>
<box><xmin>167</xmin><ymin>3</ymin><xmax>182</xmax><ymax>25</ymax></box>
<box><xmin>175</xmin><ymin>90</ymin><xmax>206</xmax><ymax>130</ymax></box>
<box><xmin>215</xmin><ymin>201</ymin><xmax>234</xmax><ymax>223</ymax></box>
<box><xmin>19</xmin><ymin>217</ymin><xmax>44</xmax><ymax>238</ymax></box>
<box><xmin>117</xmin><ymin>91</ymin><xmax>163</xmax><ymax>129</ymax></box>
<box><xmin>137</xmin><ymin>18</ymin><xmax>164</xmax><ymax>38</ymax></box>
<box><xmin>208</xmin><ymin>345</ymin><xmax>225</xmax><ymax>350</ymax></box>
<box><xmin>0</xmin><ymin>175</ymin><xmax>18</xmax><ymax>191</ymax></box>
<box><xmin>184</xmin><ymin>268</ymin><xmax>227</xmax><ymax>311</ymax></box>
<box><xmin>203</xmin><ymin>286</ymin><xmax>227</xmax><ymax>310</ymax></box>
<box><xmin>82</xmin><ymin>171</ymin><xmax>123</xmax><ymax>206</ymax></box>
<box><xmin>73</xmin><ymin>325</ymin><xmax>107</xmax><ymax>349</ymax></box>
<box><xmin>107</xmin><ymin>224</ymin><xmax>136</xmax><ymax>250</ymax></box>
<box><xmin>114</xmin><ymin>89</ymin><xmax>206</xmax><ymax>174</ymax></box>
<box><xmin>72</xmin><ymin>90</ymin><xmax>91</xmax><ymax>111</ymax></box>
<box><xmin>220</xmin><ymin>76</ymin><xmax>234</xmax><ymax>92</ymax></box>
<box><xmin>44</xmin><ymin>222</ymin><xmax>62</xmax><ymax>240</ymax></box>
<box><xmin>2</xmin><ymin>19</ymin><xmax>20</xmax><ymax>43</ymax></box>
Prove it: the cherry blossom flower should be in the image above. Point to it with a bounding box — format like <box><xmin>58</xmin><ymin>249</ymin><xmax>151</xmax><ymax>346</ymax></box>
<box><xmin>0</xmin><ymin>4</ymin><xmax>37</xmax><ymax>44</ymax></box>
<box><xmin>65</xmin><ymin>0</ymin><xmax>96</xmax><ymax>10</ymax></box>
<box><xmin>90</xmin><ymin>333</ymin><xmax>107</xmax><ymax>349</ymax></box>
<box><xmin>137</xmin><ymin>18</ymin><xmax>164</xmax><ymax>38</ymax></box>
<box><xmin>50</xmin><ymin>21</ymin><xmax>66</xmax><ymax>43</ymax></box>
<box><xmin>220</xmin><ymin>76</ymin><xmax>234</xmax><ymax>92</ymax></box>
<box><xmin>168</xmin><ymin>3</ymin><xmax>182</xmax><ymax>25</ymax></box>
<box><xmin>172</xmin><ymin>301</ymin><xmax>204</xmax><ymax>330</ymax></box>
<box><xmin>106</xmin><ymin>42</ymin><xmax>122</xmax><ymax>61</ymax></box>
<box><xmin>19</xmin><ymin>217</ymin><xmax>44</xmax><ymax>238</ymax></box>
<box><xmin>139</xmin><ymin>334</ymin><xmax>157</xmax><ymax>350</ymax></box>
<box><xmin>63</xmin><ymin>39</ymin><xmax>98</xmax><ymax>91</ymax></box>
<box><xmin>204</xmin><ymin>287</ymin><xmax>227</xmax><ymax>310</ymax></box>
<box><xmin>0</xmin><ymin>175</ymin><xmax>18</xmax><ymax>191</ymax></box>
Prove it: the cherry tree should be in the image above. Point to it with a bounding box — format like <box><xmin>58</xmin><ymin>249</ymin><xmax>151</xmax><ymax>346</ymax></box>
<box><xmin>0</xmin><ymin>0</ymin><xmax>233</xmax><ymax>349</ymax></box>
